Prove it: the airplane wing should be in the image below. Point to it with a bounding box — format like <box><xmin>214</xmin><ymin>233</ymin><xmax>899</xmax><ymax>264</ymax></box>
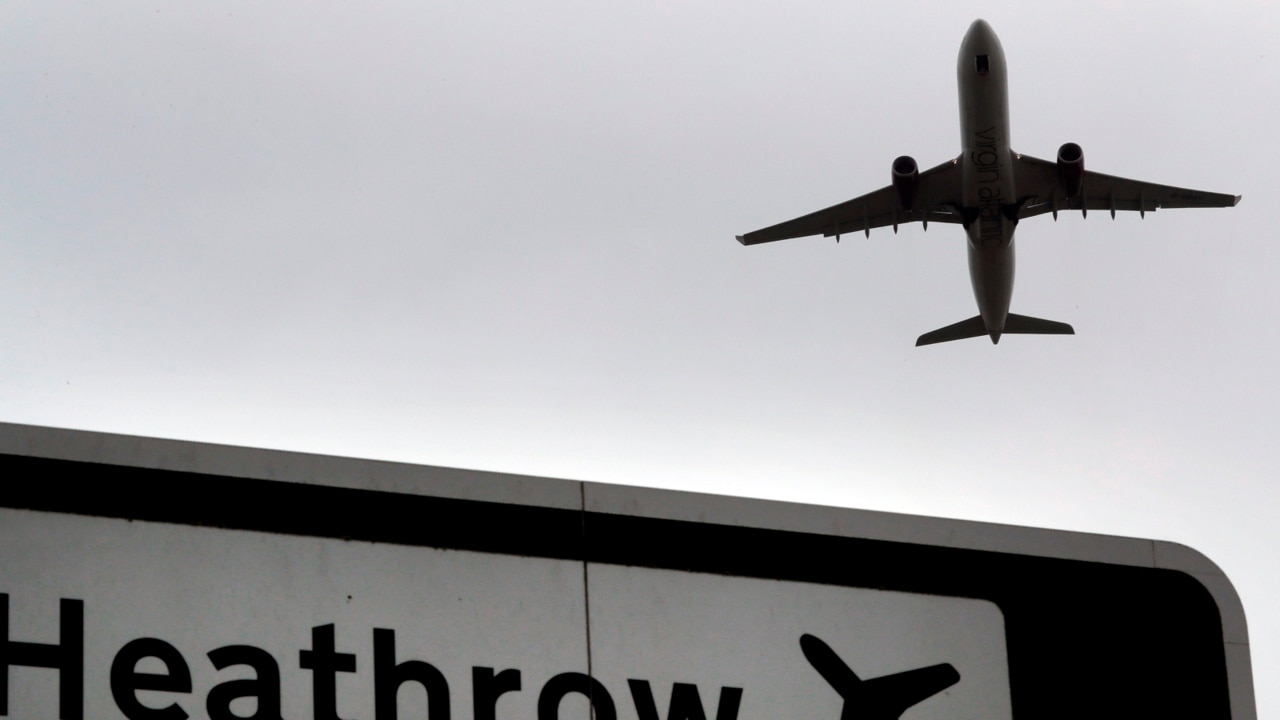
<box><xmin>1012</xmin><ymin>153</ymin><xmax>1241</xmax><ymax>220</ymax></box>
<box><xmin>737</xmin><ymin>158</ymin><xmax>964</xmax><ymax>245</ymax></box>
<box><xmin>859</xmin><ymin>663</ymin><xmax>961</xmax><ymax>720</ymax></box>
<box><xmin>800</xmin><ymin>634</ymin><xmax>862</xmax><ymax>694</ymax></box>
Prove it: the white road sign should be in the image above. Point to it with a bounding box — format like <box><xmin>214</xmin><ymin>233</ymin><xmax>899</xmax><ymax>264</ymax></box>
<box><xmin>0</xmin><ymin>423</ymin><xmax>1253</xmax><ymax>720</ymax></box>
<box><xmin>1</xmin><ymin>508</ymin><xmax>1008</xmax><ymax>720</ymax></box>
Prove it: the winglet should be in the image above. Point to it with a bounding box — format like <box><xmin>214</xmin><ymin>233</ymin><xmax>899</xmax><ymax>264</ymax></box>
<box><xmin>736</xmin><ymin>235</ymin><xmax>747</xmax><ymax>245</ymax></box>
<box><xmin>1233</xmin><ymin>195</ymin><xmax>1242</xmax><ymax>206</ymax></box>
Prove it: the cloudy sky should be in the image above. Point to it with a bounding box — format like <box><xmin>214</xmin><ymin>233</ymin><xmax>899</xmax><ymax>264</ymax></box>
<box><xmin>2</xmin><ymin>0</ymin><xmax>1276</xmax><ymax>715</ymax></box>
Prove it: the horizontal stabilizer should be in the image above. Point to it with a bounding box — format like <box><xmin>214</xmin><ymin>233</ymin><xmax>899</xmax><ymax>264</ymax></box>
<box><xmin>916</xmin><ymin>316</ymin><xmax>988</xmax><ymax>346</ymax></box>
<box><xmin>916</xmin><ymin>313</ymin><xmax>1075</xmax><ymax>346</ymax></box>
<box><xmin>1003</xmin><ymin>313</ymin><xmax>1074</xmax><ymax>336</ymax></box>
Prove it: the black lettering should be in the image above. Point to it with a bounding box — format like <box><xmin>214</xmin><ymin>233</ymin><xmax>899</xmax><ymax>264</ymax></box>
<box><xmin>110</xmin><ymin>638</ymin><xmax>192</xmax><ymax>720</ymax></box>
<box><xmin>207</xmin><ymin>646</ymin><xmax>282</xmax><ymax>720</ymax></box>
<box><xmin>373</xmin><ymin>629</ymin><xmax>450</xmax><ymax>720</ymax></box>
<box><xmin>980</xmin><ymin>210</ymin><xmax>1003</xmax><ymax>242</ymax></box>
<box><xmin>628</xmin><ymin>681</ymin><xmax>742</xmax><ymax>720</ymax></box>
<box><xmin>702</xmin><ymin>687</ymin><xmax>743</xmax><ymax>720</ymax></box>
<box><xmin>472</xmin><ymin>667</ymin><xmax>520</xmax><ymax>720</ymax></box>
<box><xmin>0</xmin><ymin>595</ymin><xmax>83</xmax><ymax>720</ymax></box>
<box><xmin>300</xmin><ymin>625</ymin><xmax>357</xmax><ymax>720</ymax></box>
<box><xmin>538</xmin><ymin>673</ymin><xmax>615</xmax><ymax>720</ymax></box>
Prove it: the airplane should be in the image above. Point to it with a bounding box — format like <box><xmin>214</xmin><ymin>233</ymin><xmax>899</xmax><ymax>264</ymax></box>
<box><xmin>799</xmin><ymin>634</ymin><xmax>960</xmax><ymax>720</ymax></box>
<box><xmin>736</xmin><ymin>19</ymin><xmax>1241</xmax><ymax>346</ymax></box>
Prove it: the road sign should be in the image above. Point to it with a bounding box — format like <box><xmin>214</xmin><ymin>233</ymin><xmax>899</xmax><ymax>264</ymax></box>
<box><xmin>0</xmin><ymin>422</ymin><xmax>1253</xmax><ymax>720</ymax></box>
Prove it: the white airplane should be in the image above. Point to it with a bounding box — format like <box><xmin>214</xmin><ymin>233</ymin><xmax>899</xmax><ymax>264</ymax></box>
<box><xmin>736</xmin><ymin>19</ymin><xmax>1241</xmax><ymax>346</ymax></box>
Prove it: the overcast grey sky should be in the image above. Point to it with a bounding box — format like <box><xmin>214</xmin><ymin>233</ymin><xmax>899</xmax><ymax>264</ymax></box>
<box><xmin>2</xmin><ymin>0</ymin><xmax>1276</xmax><ymax>715</ymax></box>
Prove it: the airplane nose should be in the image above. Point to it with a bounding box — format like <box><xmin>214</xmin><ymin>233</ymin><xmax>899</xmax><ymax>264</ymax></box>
<box><xmin>960</xmin><ymin>19</ymin><xmax>1003</xmax><ymax>72</ymax></box>
<box><xmin>966</xmin><ymin>19</ymin><xmax>994</xmax><ymax>40</ymax></box>
<box><xmin>963</xmin><ymin>19</ymin><xmax>998</xmax><ymax>50</ymax></box>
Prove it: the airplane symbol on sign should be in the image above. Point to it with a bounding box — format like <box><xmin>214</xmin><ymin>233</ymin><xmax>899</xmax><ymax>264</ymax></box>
<box><xmin>800</xmin><ymin>634</ymin><xmax>960</xmax><ymax>720</ymax></box>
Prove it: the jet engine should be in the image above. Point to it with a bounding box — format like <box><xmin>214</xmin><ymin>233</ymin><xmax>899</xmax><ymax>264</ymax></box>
<box><xmin>892</xmin><ymin>155</ymin><xmax>919</xmax><ymax>209</ymax></box>
<box><xmin>1056</xmin><ymin>142</ymin><xmax>1084</xmax><ymax>198</ymax></box>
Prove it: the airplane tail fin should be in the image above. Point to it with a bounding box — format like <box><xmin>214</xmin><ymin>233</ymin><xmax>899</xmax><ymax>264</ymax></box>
<box><xmin>916</xmin><ymin>314</ymin><xmax>1074</xmax><ymax>346</ymax></box>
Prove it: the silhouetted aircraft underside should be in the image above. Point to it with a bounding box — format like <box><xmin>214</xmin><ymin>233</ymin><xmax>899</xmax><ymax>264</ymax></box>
<box><xmin>737</xmin><ymin>19</ymin><xmax>1240</xmax><ymax>346</ymax></box>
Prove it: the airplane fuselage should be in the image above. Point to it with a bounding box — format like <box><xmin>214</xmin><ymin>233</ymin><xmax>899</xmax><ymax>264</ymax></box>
<box><xmin>958</xmin><ymin>19</ymin><xmax>1016</xmax><ymax>341</ymax></box>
